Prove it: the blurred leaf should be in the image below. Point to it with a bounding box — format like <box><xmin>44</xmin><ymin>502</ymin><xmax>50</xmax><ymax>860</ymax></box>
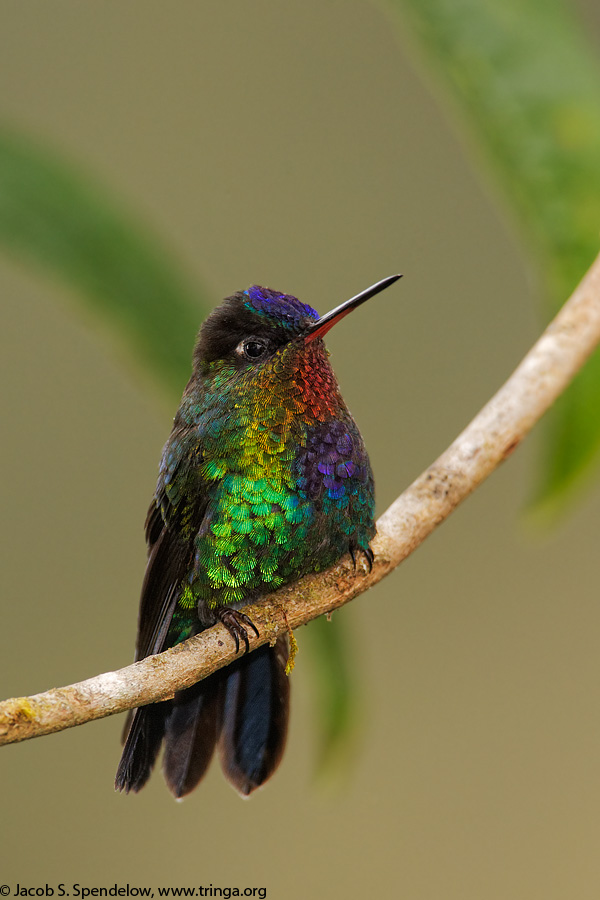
<box><xmin>0</xmin><ymin>127</ymin><xmax>357</xmax><ymax>772</ymax></box>
<box><xmin>386</xmin><ymin>0</ymin><xmax>600</xmax><ymax>505</ymax></box>
<box><xmin>0</xmin><ymin>128</ymin><xmax>207</xmax><ymax>392</ymax></box>
<box><xmin>305</xmin><ymin>615</ymin><xmax>361</xmax><ymax>780</ymax></box>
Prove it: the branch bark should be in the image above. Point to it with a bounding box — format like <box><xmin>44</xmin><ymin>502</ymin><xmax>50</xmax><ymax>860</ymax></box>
<box><xmin>3</xmin><ymin>252</ymin><xmax>600</xmax><ymax>747</ymax></box>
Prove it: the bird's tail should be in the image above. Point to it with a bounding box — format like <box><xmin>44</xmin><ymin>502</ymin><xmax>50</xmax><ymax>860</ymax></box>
<box><xmin>114</xmin><ymin>701</ymin><xmax>168</xmax><ymax>794</ymax></box>
<box><xmin>115</xmin><ymin>636</ymin><xmax>290</xmax><ymax>798</ymax></box>
<box><xmin>217</xmin><ymin>634</ymin><xmax>290</xmax><ymax>796</ymax></box>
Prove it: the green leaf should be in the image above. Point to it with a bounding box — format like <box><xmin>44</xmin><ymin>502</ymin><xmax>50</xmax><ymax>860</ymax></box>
<box><xmin>386</xmin><ymin>0</ymin><xmax>600</xmax><ymax>505</ymax></box>
<box><xmin>305</xmin><ymin>615</ymin><xmax>361</xmax><ymax>780</ymax></box>
<box><xmin>0</xmin><ymin>128</ymin><xmax>207</xmax><ymax>392</ymax></box>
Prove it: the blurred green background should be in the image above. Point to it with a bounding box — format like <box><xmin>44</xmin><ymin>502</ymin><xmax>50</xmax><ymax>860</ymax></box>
<box><xmin>1</xmin><ymin>1</ymin><xmax>600</xmax><ymax>897</ymax></box>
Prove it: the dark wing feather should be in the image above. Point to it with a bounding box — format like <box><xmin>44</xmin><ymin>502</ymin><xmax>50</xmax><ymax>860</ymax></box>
<box><xmin>135</xmin><ymin>516</ymin><xmax>191</xmax><ymax>661</ymax></box>
<box><xmin>144</xmin><ymin>495</ymin><xmax>165</xmax><ymax>551</ymax></box>
<box><xmin>134</xmin><ymin>425</ymin><xmax>208</xmax><ymax>661</ymax></box>
<box><xmin>117</xmin><ymin>425</ymin><xmax>211</xmax><ymax>794</ymax></box>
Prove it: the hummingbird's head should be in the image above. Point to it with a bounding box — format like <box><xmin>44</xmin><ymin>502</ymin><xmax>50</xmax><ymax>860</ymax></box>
<box><xmin>193</xmin><ymin>276</ymin><xmax>401</xmax><ymax>379</ymax></box>
<box><xmin>193</xmin><ymin>286</ymin><xmax>320</xmax><ymax>375</ymax></box>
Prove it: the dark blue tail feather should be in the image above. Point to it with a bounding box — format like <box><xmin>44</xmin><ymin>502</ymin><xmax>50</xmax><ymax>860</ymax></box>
<box><xmin>218</xmin><ymin>636</ymin><xmax>290</xmax><ymax>796</ymax></box>
<box><xmin>116</xmin><ymin>636</ymin><xmax>289</xmax><ymax>797</ymax></box>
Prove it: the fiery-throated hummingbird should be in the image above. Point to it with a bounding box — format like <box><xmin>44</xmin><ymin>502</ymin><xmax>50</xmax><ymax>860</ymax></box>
<box><xmin>115</xmin><ymin>274</ymin><xmax>401</xmax><ymax>797</ymax></box>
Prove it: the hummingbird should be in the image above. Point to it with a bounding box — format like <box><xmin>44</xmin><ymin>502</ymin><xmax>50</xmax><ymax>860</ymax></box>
<box><xmin>115</xmin><ymin>274</ymin><xmax>401</xmax><ymax>798</ymax></box>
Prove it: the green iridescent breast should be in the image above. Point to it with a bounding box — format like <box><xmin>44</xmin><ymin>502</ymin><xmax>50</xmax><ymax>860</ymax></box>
<box><xmin>163</xmin><ymin>340</ymin><xmax>374</xmax><ymax>636</ymax></box>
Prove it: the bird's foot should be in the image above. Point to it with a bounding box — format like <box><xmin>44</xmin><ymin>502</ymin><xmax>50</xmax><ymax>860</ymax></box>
<box><xmin>362</xmin><ymin>546</ymin><xmax>374</xmax><ymax>573</ymax></box>
<box><xmin>216</xmin><ymin>607</ymin><xmax>259</xmax><ymax>654</ymax></box>
<box><xmin>349</xmin><ymin>544</ymin><xmax>374</xmax><ymax>573</ymax></box>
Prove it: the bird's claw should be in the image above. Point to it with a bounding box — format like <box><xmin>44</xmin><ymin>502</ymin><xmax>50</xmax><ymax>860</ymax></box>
<box><xmin>216</xmin><ymin>607</ymin><xmax>259</xmax><ymax>654</ymax></box>
<box><xmin>349</xmin><ymin>544</ymin><xmax>374</xmax><ymax>573</ymax></box>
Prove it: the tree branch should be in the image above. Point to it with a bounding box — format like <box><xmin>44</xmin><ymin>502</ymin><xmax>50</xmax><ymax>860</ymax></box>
<box><xmin>3</xmin><ymin>252</ymin><xmax>600</xmax><ymax>748</ymax></box>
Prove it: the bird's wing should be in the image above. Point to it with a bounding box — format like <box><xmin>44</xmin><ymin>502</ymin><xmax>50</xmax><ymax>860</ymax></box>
<box><xmin>134</xmin><ymin>425</ymin><xmax>210</xmax><ymax>662</ymax></box>
<box><xmin>134</xmin><ymin>521</ymin><xmax>191</xmax><ymax>661</ymax></box>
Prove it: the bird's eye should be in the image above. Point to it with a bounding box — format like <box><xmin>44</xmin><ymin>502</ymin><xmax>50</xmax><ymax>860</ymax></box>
<box><xmin>236</xmin><ymin>338</ymin><xmax>269</xmax><ymax>360</ymax></box>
